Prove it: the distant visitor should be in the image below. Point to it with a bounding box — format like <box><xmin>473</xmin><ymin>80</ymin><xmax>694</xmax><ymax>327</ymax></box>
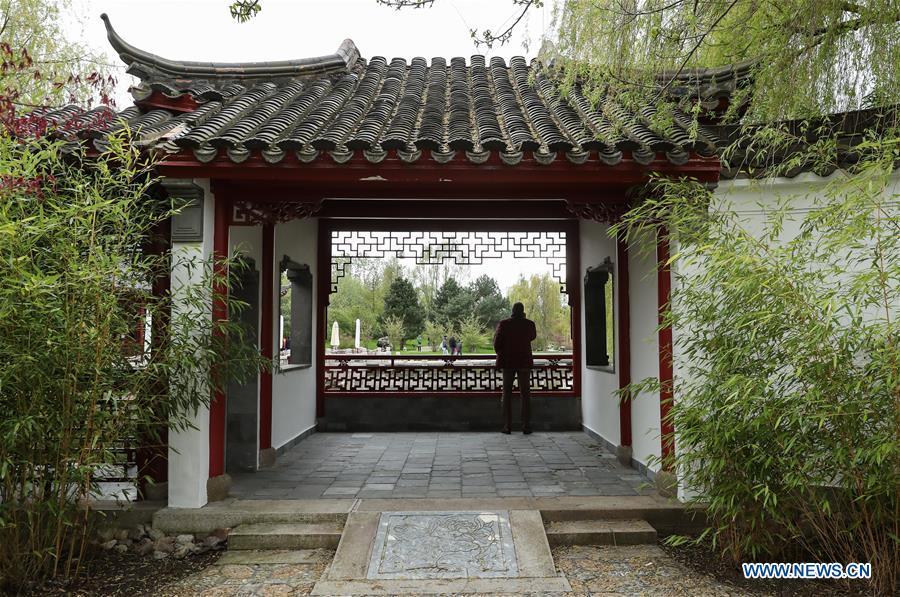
<box><xmin>493</xmin><ymin>302</ymin><xmax>537</xmax><ymax>434</ymax></box>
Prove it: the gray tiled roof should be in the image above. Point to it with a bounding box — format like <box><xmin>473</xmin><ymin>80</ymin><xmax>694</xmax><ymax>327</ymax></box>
<box><xmin>35</xmin><ymin>15</ymin><xmax>725</xmax><ymax>168</ymax></box>
<box><xmin>31</xmin><ymin>17</ymin><xmax>893</xmax><ymax>180</ymax></box>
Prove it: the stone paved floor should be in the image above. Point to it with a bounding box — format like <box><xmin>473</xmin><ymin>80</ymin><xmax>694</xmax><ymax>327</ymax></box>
<box><xmin>161</xmin><ymin>545</ymin><xmax>760</xmax><ymax>596</ymax></box>
<box><xmin>230</xmin><ymin>432</ymin><xmax>652</xmax><ymax>499</ymax></box>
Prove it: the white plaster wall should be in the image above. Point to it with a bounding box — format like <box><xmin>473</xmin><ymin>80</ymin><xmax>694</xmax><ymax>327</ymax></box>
<box><xmin>271</xmin><ymin>218</ymin><xmax>318</xmax><ymax>449</ymax></box>
<box><xmin>578</xmin><ymin>220</ymin><xmax>620</xmax><ymax>446</ymax></box>
<box><xmin>628</xmin><ymin>232</ymin><xmax>662</xmax><ymax>472</ymax></box>
<box><xmin>672</xmin><ymin>171</ymin><xmax>899</xmax><ymax>498</ymax></box>
<box><xmin>167</xmin><ymin>179</ymin><xmax>214</xmax><ymax>508</ymax></box>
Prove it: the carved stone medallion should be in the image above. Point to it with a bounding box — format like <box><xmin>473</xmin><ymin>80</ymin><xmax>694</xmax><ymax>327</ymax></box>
<box><xmin>367</xmin><ymin>511</ymin><xmax>518</xmax><ymax>580</ymax></box>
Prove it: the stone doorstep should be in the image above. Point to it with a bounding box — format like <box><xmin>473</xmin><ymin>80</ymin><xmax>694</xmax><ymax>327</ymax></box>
<box><xmin>544</xmin><ymin>519</ymin><xmax>658</xmax><ymax>546</ymax></box>
<box><xmin>151</xmin><ymin>496</ymin><xmax>701</xmax><ymax>537</ymax></box>
<box><xmin>314</xmin><ymin>509</ymin><xmax>567</xmax><ymax>596</ymax></box>
<box><xmin>228</xmin><ymin>521</ymin><xmax>344</xmax><ymax>550</ymax></box>
<box><xmin>310</xmin><ymin>577</ymin><xmax>572</xmax><ymax>595</ymax></box>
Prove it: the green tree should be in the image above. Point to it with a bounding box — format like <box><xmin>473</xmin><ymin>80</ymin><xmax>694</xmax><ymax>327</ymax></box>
<box><xmin>458</xmin><ymin>313</ymin><xmax>488</xmax><ymax>353</ymax></box>
<box><xmin>0</xmin><ymin>0</ymin><xmax>116</xmax><ymax>110</ymax></box>
<box><xmin>468</xmin><ymin>274</ymin><xmax>510</xmax><ymax>330</ymax></box>
<box><xmin>379</xmin><ymin>276</ymin><xmax>424</xmax><ymax>344</ymax></box>
<box><xmin>328</xmin><ymin>273</ymin><xmax>378</xmax><ymax>344</ymax></box>
<box><xmin>380</xmin><ymin>314</ymin><xmax>405</xmax><ymax>352</ymax></box>
<box><xmin>508</xmin><ymin>273</ymin><xmax>571</xmax><ymax>350</ymax></box>
<box><xmin>432</xmin><ymin>277</ymin><xmax>472</xmax><ymax>327</ymax></box>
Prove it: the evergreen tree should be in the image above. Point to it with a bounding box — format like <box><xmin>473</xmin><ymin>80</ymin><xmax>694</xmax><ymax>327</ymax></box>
<box><xmin>468</xmin><ymin>274</ymin><xmax>510</xmax><ymax>330</ymax></box>
<box><xmin>431</xmin><ymin>277</ymin><xmax>472</xmax><ymax>328</ymax></box>
<box><xmin>379</xmin><ymin>276</ymin><xmax>423</xmax><ymax>344</ymax></box>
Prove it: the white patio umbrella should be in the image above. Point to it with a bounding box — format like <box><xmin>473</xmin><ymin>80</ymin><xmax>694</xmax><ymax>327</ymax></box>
<box><xmin>331</xmin><ymin>321</ymin><xmax>340</xmax><ymax>349</ymax></box>
<box><xmin>354</xmin><ymin>318</ymin><xmax>361</xmax><ymax>349</ymax></box>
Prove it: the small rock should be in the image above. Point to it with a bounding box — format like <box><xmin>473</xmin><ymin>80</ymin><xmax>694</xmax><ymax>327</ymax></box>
<box><xmin>154</xmin><ymin>536</ymin><xmax>176</xmax><ymax>553</ymax></box>
<box><xmin>118</xmin><ymin>538</ymin><xmax>133</xmax><ymax>548</ymax></box>
<box><xmin>136</xmin><ymin>538</ymin><xmax>155</xmax><ymax>556</ymax></box>
<box><xmin>100</xmin><ymin>539</ymin><xmax>117</xmax><ymax>550</ymax></box>
<box><xmin>209</xmin><ymin>528</ymin><xmax>230</xmax><ymax>541</ymax></box>
<box><xmin>116</xmin><ymin>529</ymin><xmax>129</xmax><ymax>541</ymax></box>
<box><xmin>152</xmin><ymin>550</ymin><xmax>169</xmax><ymax>560</ymax></box>
<box><xmin>128</xmin><ymin>525</ymin><xmax>146</xmax><ymax>541</ymax></box>
<box><xmin>203</xmin><ymin>535</ymin><xmax>225</xmax><ymax>550</ymax></box>
<box><xmin>97</xmin><ymin>527</ymin><xmax>117</xmax><ymax>542</ymax></box>
<box><xmin>175</xmin><ymin>534</ymin><xmax>194</xmax><ymax>545</ymax></box>
<box><xmin>147</xmin><ymin>527</ymin><xmax>165</xmax><ymax>542</ymax></box>
<box><xmin>173</xmin><ymin>544</ymin><xmax>191</xmax><ymax>560</ymax></box>
<box><xmin>113</xmin><ymin>544</ymin><xmax>129</xmax><ymax>555</ymax></box>
<box><xmin>190</xmin><ymin>543</ymin><xmax>208</xmax><ymax>555</ymax></box>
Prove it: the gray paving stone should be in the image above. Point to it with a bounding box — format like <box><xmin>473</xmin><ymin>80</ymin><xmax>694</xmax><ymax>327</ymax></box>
<box><xmin>230</xmin><ymin>431</ymin><xmax>650</xmax><ymax>499</ymax></box>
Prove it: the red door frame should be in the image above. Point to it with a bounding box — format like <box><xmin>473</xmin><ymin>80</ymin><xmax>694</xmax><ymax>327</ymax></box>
<box><xmin>657</xmin><ymin>229</ymin><xmax>675</xmax><ymax>469</ymax></box>
<box><xmin>316</xmin><ymin>217</ymin><xmax>582</xmax><ymax>418</ymax></box>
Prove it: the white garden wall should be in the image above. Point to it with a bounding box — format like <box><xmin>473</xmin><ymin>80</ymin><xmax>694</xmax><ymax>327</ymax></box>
<box><xmin>271</xmin><ymin>217</ymin><xmax>319</xmax><ymax>450</ymax></box>
<box><xmin>167</xmin><ymin>178</ymin><xmax>215</xmax><ymax>508</ymax></box>
<box><xmin>627</xmin><ymin>232</ymin><xmax>662</xmax><ymax>473</ymax></box>
<box><xmin>578</xmin><ymin>220</ymin><xmax>620</xmax><ymax>446</ymax></box>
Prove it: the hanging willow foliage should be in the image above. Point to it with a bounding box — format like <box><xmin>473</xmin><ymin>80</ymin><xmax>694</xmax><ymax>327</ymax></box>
<box><xmin>546</xmin><ymin>0</ymin><xmax>899</xmax><ymax>125</ymax></box>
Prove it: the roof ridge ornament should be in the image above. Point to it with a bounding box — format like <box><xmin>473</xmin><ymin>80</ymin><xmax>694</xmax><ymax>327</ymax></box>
<box><xmin>101</xmin><ymin>13</ymin><xmax>360</xmax><ymax>85</ymax></box>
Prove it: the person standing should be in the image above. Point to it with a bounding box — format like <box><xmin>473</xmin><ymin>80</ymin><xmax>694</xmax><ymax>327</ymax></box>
<box><xmin>448</xmin><ymin>336</ymin><xmax>458</xmax><ymax>356</ymax></box>
<box><xmin>493</xmin><ymin>302</ymin><xmax>537</xmax><ymax>434</ymax></box>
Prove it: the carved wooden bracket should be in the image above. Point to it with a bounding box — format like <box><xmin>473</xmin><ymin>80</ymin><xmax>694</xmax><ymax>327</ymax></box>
<box><xmin>231</xmin><ymin>199</ymin><xmax>323</xmax><ymax>226</ymax></box>
<box><xmin>565</xmin><ymin>200</ymin><xmax>629</xmax><ymax>223</ymax></box>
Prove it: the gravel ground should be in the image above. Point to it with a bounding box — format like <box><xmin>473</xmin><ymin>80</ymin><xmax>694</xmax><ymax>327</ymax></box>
<box><xmin>23</xmin><ymin>542</ymin><xmax>870</xmax><ymax>596</ymax></box>
<box><xmin>158</xmin><ymin>544</ymin><xmax>765</xmax><ymax>596</ymax></box>
<box><xmin>24</xmin><ymin>549</ymin><xmax>222</xmax><ymax>596</ymax></box>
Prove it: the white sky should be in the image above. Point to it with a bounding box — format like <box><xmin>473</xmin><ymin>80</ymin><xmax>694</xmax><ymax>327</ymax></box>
<box><xmin>66</xmin><ymin>0</ymin><xmax>561</xmax><ymax>290</ymax></box>
<box><xmin>71</xmin><ymin>0</ymin><xmax>556</xmax><ymax>106</ymax></box>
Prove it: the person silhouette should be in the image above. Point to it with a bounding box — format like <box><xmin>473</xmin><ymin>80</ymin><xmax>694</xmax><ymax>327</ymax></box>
<box><xmin>493</xmin><ymin>302</ymin><xmax>537</xmax><ymax>434</ymax></box>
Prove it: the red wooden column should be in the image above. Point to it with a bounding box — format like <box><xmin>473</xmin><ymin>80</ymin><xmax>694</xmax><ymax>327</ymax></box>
<box><xmin>209</xmin><ymin>195</ymin><xmax>230</xmax><ymax>480</ymax></box>
<box><xmin>315</xmin><ymin>218</ymin><xmax>331</xmax><ymax>418</ymax></box>
<box><xmin>137</xmin><ymin>216</ymin><xmax>170</xmax><ymax>500</ymax></box>
<box><xmin>259</xmin><ymin>223</ymin><xmax>275</xmax><ymax>458</ymax></box>
<box><xmin>616</xmin><ymin>236</ymin><xmax>632</xmax><ymax>453</ymax></box>
<box><xmin>656</xmin><ymin>228</ymin><xmax>675</xmax><ymax>470</ymax></box>
<box><xmin>567</xmin><ymin>221</ymin><xmax>582</xmax><ymax>398</ymax></box>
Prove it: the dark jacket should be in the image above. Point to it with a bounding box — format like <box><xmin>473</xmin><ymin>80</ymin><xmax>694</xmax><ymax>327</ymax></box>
<box><xmin>493</xmin><ymin>316</ymin><xmax>537</xmax><ymax>369</ymax></box>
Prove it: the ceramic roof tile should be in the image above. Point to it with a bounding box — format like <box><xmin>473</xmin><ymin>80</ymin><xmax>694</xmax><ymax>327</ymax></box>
<box><xmin>44</xmin><ymin>18</ymin><xmax>773</xmax><ymax>171</ymax></box>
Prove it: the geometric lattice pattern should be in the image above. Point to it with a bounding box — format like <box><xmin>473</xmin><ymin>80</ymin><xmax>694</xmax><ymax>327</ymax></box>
<box><xmin>324</xmin><ymin>355</ymin><xmax>573</xmax><ymax>393</ymax></box>
<box><xmin>331</xmin><ymin>230</ymin><xmax>567</xmax><ymax>293</ymax></box>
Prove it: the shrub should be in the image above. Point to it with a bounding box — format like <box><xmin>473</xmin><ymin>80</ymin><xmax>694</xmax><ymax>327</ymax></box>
<box><xmin>615</xmin><ymin>132</ymin><xmax>899</xmax><ymax>594</ymax></box>
<box><xmin>0</xmin><ymin>133</ymin><xmax>264</xmax><ymax>589</ymax></box>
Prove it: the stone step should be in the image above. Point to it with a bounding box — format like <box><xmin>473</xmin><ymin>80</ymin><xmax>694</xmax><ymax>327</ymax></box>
<box><xmin>544</xmin><ymin>519</ymin><xmax>657</xmax><ymax>546</ymax></box>
<box><xmin>153</xmin><ymin>500</ymin><xmax>352</xmax><ymax>534</ymax></box>
<box><xmin>229</xmin><ymin>522</ymin><xmax>344</xmax><ymax>550</ymax></box>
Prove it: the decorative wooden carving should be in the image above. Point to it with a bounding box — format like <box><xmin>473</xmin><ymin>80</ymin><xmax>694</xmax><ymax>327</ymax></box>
<box><xmin>330</xmin><ymin>230</ymin><xmax>568</xmax><ymax>293</ymax></box>
<box><xmin>565</xmin><ymin>200</ymin><xmax>630</xmax><ymax>223</ymax></box>
<box><xmin>231</xmin><ymin>199</ymin><xmax>323</xmax><ymax>225</ymax></box>
<box><xmin>323</xmin><ymin>355</ymin><xmax>574</xmax><ymax>395</ymax></box>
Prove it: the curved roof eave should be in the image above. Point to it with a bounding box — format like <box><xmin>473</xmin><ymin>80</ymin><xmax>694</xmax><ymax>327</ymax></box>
<box><xmin>101</xmin><ymin>13</ymin><xmax>360</xmax><ymax>83</ymax></box>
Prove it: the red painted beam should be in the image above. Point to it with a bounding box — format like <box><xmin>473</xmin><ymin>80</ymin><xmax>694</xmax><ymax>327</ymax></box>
<box><xmin>157</xmin><ymin>151</ymin><xmax>721</xmax><ymax>193</ymax></box>
<box><xmin>325</xmin><ymin>218</ymin><xmax>579</xmax><ymax>233</ymax></box>
<box><xmin>259</xmin><ymin>224</ymin><xmax>274</xmax><ymax>451</ymax></box>
<box><xmin>209</xmin><ymin>196</ymin><xmax>230</xmax><ymax>479</ymax></box>
<box><xmin>323</xmin><ymin>391</ymin><xmax>577</xmax><ymax>399</ymax></box>
<box><xmin>617</xmin><ymin>236</ymin><xmax>632</xmax><ymax>448</ymax></box>
<box><xmin>656</xmin><ymin>229</ymin><xmax>675</xmax><ymax>470</ymax></box>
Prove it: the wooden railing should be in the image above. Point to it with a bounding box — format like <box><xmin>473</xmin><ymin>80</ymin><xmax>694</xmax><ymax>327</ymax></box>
<box><xmin>323</xmin><ymin>353</ymin><xmax>575</xmax><ymax>398</ymax></box>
